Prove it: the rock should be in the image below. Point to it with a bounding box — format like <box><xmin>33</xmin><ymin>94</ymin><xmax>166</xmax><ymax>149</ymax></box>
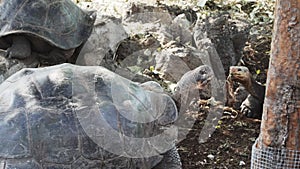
<box><xmin>0</xmin><ymin>50</ymin><xmax>38</xmax><ymax>84</ymax></box>
<box><xmin>112</xmin><ymin>33</ymin><xmax>160</xmax><ymax>83</ymax></box>
<box><xmin>123</xmin><ymin>5</ymin><xmax>173</xmax><ymax>35</ymax></box>
<box><xmin>76</xmin><ymin>15</ymin><xmax>128</xmax><ymax>70</ymax></box>
<box><xmin>155</xmin><ymin>49</ymin><xmax>190</xmax><ymax>82</ymax></box>
<box><xmin>239</xmin><ymin>161</ymin><xmax>246</xmax><ymax>166</ymax></box>
<box><xmin>207</xmin><ymin>154</ymin><xmax>215</xmax><ymax>160</ymax></box>
<box><xmin>122</xmin><ymin>2</ymin><xmax>195</xmax><ymax>46</ymax></box>
<box><xmin>154</xmin><ymin>46</ymin><xmax>206</xmax><ymax>82</ymax></box>
<box><xmin>194</xmin><ymin>13</ymin><xmax>250</xmax><ymax>74</ymax></box>
<box><xmin>156</xmin><ymin>13</ymin><xmax>194</xmax><ymax>46</ymax></box>
<box><xmin>115</xmin><ymin>33</ymin><xmax>160</xmax><ymax>62</ymax></box>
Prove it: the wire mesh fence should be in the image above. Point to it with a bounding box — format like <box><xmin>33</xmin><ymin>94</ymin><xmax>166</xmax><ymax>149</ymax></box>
<box><xmin>251</xmin><ymin>140</ymin><xmax>300</xmax><ymax>169</ymax></box>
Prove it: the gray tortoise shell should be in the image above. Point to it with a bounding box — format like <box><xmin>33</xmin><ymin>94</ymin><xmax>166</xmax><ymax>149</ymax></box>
<box><xmin>0</xmin><ymin>0</ymin><xmax>96</xmax><ymax>49</ymax></box>
<box><xmin>0</xmin><ymin>64</ymin><xmax>178</xmax><ymax>168</ymax></box>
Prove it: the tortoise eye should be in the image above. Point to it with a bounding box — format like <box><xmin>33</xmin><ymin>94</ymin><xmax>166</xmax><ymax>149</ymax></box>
<box><xmin>237</xmin><ymin>68</ymin><xmax>242</xmax><ymax>71</ymax></box>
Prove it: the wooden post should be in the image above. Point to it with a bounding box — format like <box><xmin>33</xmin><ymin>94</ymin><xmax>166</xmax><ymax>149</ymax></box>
<box><xmin>250</xmin><ymin>0</ymin><xmax>300</xmax><ymax>167</ymax></box>
<box><xmin>259</xmin><ymin>0</ymin><xmax>300</xmax><ymax>150</ymax></box>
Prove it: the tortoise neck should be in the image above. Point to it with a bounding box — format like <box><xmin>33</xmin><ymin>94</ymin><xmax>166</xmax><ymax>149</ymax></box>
<box><xmin>248</xmin><ymin>77</ymin><xmax>265</xmax><ymax>101</ymax></box>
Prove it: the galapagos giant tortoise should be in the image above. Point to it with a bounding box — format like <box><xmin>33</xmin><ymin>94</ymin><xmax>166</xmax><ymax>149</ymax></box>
<box><xmin>0</xmin><ymin>0</ymin><xmax>96</xmax><ymax>64</ymax></box>
<box><xmin>0</xmin><ymin>64</ymin><xmax>181</xmax><ymax>168</ymax></box>
<box><xmin>229</xmin><ymin>66</ymin><xmax>265</xmax><ymax>119</ymax></box>
<box><xmin>172</xmin><ymin>65</ymin><xmax>214</xmax><ymax>109</ymax></box>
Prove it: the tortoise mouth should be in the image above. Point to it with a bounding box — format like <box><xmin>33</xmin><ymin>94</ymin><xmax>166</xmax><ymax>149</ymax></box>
<box><xmin>229</xmin><ymin>73</ymin><xmax>246</xmax><ymax>79</ymax></box>
<box><xmin>229</xmin><ymin>73</ymin><xmax>250</xmax><ymax>85</ymax></box>
<box><xmin>203</xmin><ymin>76</ymin><xmax>212</xmax><ymax>84</ymax></box>
<box><xmin>196</xmin><ymin>76</ymin><xmax>212</xmax><ymax>90</ymax></box>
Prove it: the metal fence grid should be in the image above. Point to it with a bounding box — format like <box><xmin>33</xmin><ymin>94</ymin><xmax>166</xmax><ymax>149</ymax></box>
<box><xmin>251</xmin><ymin>140</ymin><xmax>300</xmax><ymax>169</ymax></box>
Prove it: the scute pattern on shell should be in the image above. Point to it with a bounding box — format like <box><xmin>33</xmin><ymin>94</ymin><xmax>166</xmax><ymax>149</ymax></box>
<box><xmin>0</xmin><ymin>0</ymin><xmax>96</xmax><ymax>49</ymax></box>
<box><xmin>0</xmin><ymin>63</ymin><xmax>178</xmax><ymax>168</ymax></box>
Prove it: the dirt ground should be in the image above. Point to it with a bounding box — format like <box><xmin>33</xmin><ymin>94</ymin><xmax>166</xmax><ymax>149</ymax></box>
<box><xmin>177</xmin><ymin>108</ymin><xmax>261</xmax><ymax>168</ymax></box>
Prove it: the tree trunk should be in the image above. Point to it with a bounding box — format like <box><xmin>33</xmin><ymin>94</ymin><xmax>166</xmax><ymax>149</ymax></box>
<box><xmin>251</xmin><ymin>0</ymin><xmax>300</xmax><ymax>168</ymax></box>
<box><xmin>260</xmin><ymin>0</ymin><xmax>300</xmax><ymax>150</ymax></box>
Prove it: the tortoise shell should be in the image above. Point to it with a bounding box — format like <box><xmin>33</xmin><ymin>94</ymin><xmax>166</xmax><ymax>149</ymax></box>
<box><xmin>0</xmin><ymin>0</ymin><xmax>96</xmax><ymax>50</ymax></box>
<box><xmin>0</xmin><ymin>64</ymin><xmax>178</xmax><ymax>168</ymax></box>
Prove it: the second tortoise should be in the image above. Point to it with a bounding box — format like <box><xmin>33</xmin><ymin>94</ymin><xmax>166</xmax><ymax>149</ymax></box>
<box><xmin>0</xmin><ymin>0</ymin><xmax>96</xmax><ymax>64</ymax></box>
<box><xmin>229</xmin><ymin>66</ymin><xmax>265</xmax><ymax>119</ymax></box>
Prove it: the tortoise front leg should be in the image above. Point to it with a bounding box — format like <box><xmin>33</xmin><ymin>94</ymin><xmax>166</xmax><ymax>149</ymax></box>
<box><xmin>153</xmin><ymin>146</ymin><xmax>182</xmax><ymax>169</ymax></box>
<box><xmin>37</xmin><ymin>48</ymin><xmax>75</xmax><ymax>65</ymax></box>
<box><xmin>0</xmin><ymin>38</ymin><xmax>10</xmax><ymax>49</ymax></box>
<box><xmin>7</xmin><ymin>36</ymin><xmax>31</xmax><ymax>59</ymax></box>
<box><xmin>48</xmin><ymin>48</ymin><xmax>75</xmax><ymax>64</ymax></box>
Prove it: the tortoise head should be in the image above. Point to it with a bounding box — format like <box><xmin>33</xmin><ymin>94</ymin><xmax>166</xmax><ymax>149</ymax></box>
<box><xmin>173</xmin><ymin>65</ymin><xmax>214</xmax><ymax>110</ymax></box>
<box><xmin>229</xmin><ymin>66</ymin><xmax>252</xmax><ymax>88</ymax></box>
<box><xmin>193</xmin><ymin>65</ymin><xmax>214</xmax><ymax>90</ymax></box>
<box><xmin>85</xmin><ymin>10</ymin><xmax>97</xmax><ymax>25</ymax></box>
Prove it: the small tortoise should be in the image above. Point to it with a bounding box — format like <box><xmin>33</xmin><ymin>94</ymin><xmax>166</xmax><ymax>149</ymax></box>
<box><xmin>0</xmin><ymin>0</ymin><xmax>96</xmax><ymax>64</ymax></box>
<box><xmin>229</xmin><ymin>66</ymin><xmax>265</xmax><ymax>119</ymax></box>
<box><xmin>0</xmin><ymin>64</ymin><xmax>181</xmax><ymax>168</ymax></box>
